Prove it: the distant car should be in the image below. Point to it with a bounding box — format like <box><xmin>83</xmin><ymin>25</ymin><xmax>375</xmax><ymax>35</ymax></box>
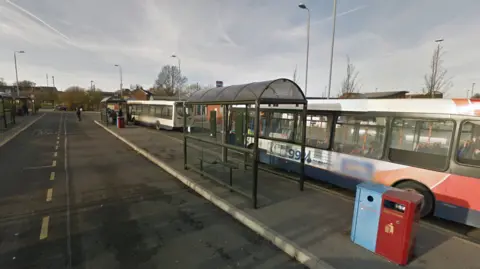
<box><xmin>54</xmin><ymin>105</ymin><xmax>67</xmax><ymax>111</ymax></box>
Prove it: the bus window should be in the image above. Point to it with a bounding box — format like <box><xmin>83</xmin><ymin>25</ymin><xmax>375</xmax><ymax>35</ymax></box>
<box><xmin>295</xmin><ymin>114</ymin><xmax>331</xmax><ymax>149</ymax></box>
<box><xmin>264</xmin><ymin>111</ymin><xmax>295</xmax><ymax>140</ymax></box>
<box><xmin>154</xmin><ymin>105</ymin><xmax>163</xmax><ymax>118</ymax></box>
<box><xmin>457</xmin><ymin>121</ymin><xmax>480</xmax><ymax>166</ymax></box>
<box><xmin>333</xmin><ymin>115</ymin><xmax>386</xmax><ymax>159</ymax></box>
<box><xmin>161</xmin><ymin>106</ymin><xmax>172</xmax><ymax>119</ymax></box>
<box><xmin>389</xmin><ymin>118</ymin><xmax>454</xmax><ymax>170</ymax></box>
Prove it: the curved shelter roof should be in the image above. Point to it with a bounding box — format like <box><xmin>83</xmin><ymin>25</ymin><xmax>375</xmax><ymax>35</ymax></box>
<box><xmin>186</xmin><ymin>78</ymin><xmax>306</xmax><ymax>105</ymax></box>
<box><xmin>100</xmin><ymin>96</ymin><xmax>126</xmax><ymax>103</ymax></box>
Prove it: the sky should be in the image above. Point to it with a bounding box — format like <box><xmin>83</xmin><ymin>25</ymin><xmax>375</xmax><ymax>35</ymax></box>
<box><xmin>0</xmin><ymin>0</ymin><xmax>479</xmax><ymax>98</ymax></box>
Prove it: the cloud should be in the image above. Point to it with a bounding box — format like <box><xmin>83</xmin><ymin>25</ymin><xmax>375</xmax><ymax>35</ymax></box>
<box><xmin>0</xmin><ymin>0</ymin><xmax>478</xmax><ymax>98</ymax></box>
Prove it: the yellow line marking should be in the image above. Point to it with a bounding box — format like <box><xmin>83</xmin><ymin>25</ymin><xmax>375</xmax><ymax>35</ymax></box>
<box><xmin>46</xmin><ymin>188</ymin><xmax>53</xmax><ymax>202</ymax></box>
<box><xmin>39</xmin><ymin>216</ymin><xmax>50</xmax><ymax>240</ymax></box>
<box><xmin>50</xmin><ymin>172</ymin><xmax>55</xmax><ymax>181</ymax></box>
<box><xmin>55</xmin><ymin>145</ymin><xmax>59</xmax><ymax>150</ymax></box>
<box><xmin>56</xmin><ymin>140</ymin><xmax>59</xmax><ymax>145</ymax></box>
<box><xmin>52</xmin><ymin>160</ymin><xmax>57</xmax><ymax>167</ymax></box>
<box><xmin>53</xmin><ymin>152</ymin><xmax>58</xmax><ymax>157</ymax></box>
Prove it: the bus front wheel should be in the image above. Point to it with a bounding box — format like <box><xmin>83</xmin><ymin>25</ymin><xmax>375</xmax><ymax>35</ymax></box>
<box><xmin>395</xmin><ymin>181</ymin><xmax>434</xmax><ymax>218</ymax></box>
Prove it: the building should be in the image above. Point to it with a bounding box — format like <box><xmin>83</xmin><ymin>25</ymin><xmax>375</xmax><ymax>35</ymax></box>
<box><xmin>129</xmin><ymin>88</ymin><xmax>153</xmax><ymax>100</ymax></box>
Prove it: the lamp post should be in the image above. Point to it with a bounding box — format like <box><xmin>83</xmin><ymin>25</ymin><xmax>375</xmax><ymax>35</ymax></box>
<box><xmin>14</xmin><ymin>50</ymin><xmax>25</xmax><ymax>97</ymax></box>
<box><xmin>90</xmin><ymin>80</ymin><xmax>95</xmax><ymax>91</ymax></box>
<box><xmin>171</xmin><ymin>54</ymin><xmax>181</xmax><ymax>100</ymax></box>
<box><xmin>114</xmin><ymin>64</ymin><xmax>123</xmax><ymax>97</ymax></box>
<box><xmin>326</xmin><ymin>0</ymin><xmax>337</xmax><ymax>99</ymax></box>
<box><xmin>298</xmin><ymin>3</ymin><xmax>310</xmax><ymax>97</ymax></box>
<box><xmin>471</xmin><ymin>82</ymin><xmax>476</xmax><ymax>98</ymax></box>
<box><xmin>431</xmin><ymin>39</ymin><xmax>444</xmax><ymax>98</ymax></box>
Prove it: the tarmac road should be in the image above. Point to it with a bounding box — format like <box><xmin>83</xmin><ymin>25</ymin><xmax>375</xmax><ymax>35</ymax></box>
<box><xmin>0</xmin><ymin>112</ymin><xmax>304</xmax><ymax>269</ymax></box>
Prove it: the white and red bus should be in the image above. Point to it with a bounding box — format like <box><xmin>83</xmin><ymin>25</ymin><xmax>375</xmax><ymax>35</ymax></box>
<box><xmin>232</xmin><ymin>98</ymin><xmax>480</xmax><ymax>228</ymax></box>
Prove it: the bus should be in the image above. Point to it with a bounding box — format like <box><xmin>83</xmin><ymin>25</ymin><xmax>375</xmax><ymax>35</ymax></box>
<box><xmin>230</xmin><ymin>98</ymin><xmax>480</xmax><ymax>228</ymax></box>
<box><xmin>127</xmin><ymin>100</ymin><xmax>194</xmax><ymax>130</ymax></box>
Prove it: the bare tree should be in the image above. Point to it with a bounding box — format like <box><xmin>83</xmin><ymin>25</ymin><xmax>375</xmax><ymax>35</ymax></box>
<box><xmin>423</xmin><ymin>44</ymin><xmax>451</xmax><ymax>97</ymax></box>
<box><xmin>341</xmin><ymin>56</ymin><xmax>360</xmax><ymax>95</ymax></box>
<box><xmin>154</xmin><ymin>65</ymin><xmax>188</xmax><ymax>96</ymax></box>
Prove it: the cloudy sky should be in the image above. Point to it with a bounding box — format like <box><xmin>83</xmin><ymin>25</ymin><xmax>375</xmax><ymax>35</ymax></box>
<box><xmin>0</xmin><ymin>0</ymin><xmax>479</xmax><ymax>97</ymax></box>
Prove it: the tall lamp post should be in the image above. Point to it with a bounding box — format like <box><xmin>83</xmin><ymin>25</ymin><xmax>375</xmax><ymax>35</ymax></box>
<box><xmin>431</xmin><ymin>39</ymin><xmax>444</xmax><ymax>98</ymax></box>
<box><xmin>326</xmin><ymin>0</ymin><xmax>338</xmax><ymax>99</ymax></box>
<box><xmin>90</xmin><ymin>80</ymin><xmax>94</xmax><ymax>91</ymax></box>
<box><xmin>471</xmin><ymin>82</ymin><xmax>476</xmax><ymax>98</ymax></box>
<box><xmin>114</xmin><ymin>64</ymin><xmax>123</xmax><ymax>98</ymax></box>
<box><xmin>171</xmin><ymin>54</ymin><xmax>181</xmax><ymax>100</ymax></box>
<box><xmin>298</xmin><ymin>3</ymin><xmax>310</xmax><ymax>97</ymax></box>
<box><xmin>14</xmin><ymin>50</ymin><xmax>25</xmax><ymax>97</ymax></box>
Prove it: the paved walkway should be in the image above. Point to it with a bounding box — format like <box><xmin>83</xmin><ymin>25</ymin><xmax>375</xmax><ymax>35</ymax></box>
<box><xmin>0</xmin><ymin>114</ymin><xmax>44</xmax><ymax>147</ymax></box>
<box><xmin>93</xmin><ymin>120</ymin><xmax>480</xmax><ymax>269</ymax></box>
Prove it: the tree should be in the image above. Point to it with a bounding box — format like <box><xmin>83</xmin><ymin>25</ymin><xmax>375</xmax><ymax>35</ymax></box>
<box><xmin>130</xmin><ymin>84</ymin><xmax>144</xmax><ymax>91</ymax></box>
<box><xmin>13</xmin><ymin>80</ymin><xmax>36</xmax><ymax>88</ymax></box>
<box><xmin>154</xmin><ymin>65</ymin><xmax>188</xmax><ymax>96</ymax></box>
<box><xmin>184</xmin><ymin>83</ymin><xmax>205</xmax><ymax>98</ymax></box>
<box><xmin>423</xmin><ymin>44</ymin><xmax>451</xmax><ymax>97</ymax></box>
<box><xmin>472</xmin><ymin>93</ymin><xmax>480</xmax><ymax>99</ymax></box>
<box><xmin>60</xmin><ymin>86</ymin><xmax>88</xmax><ymax>110</ymax></box>
<box><xmin>0</xmin><ymin>78</ymin><xmax>7</xmax><ymax>86</ymax></box>
<box><xmin>341</xmin><ymin>56</ymin><xmax>360</xmax><ymax>95</ymax></box>
<box><xmin>85</xmin><ymin>89</ymin><xmax>104</xmax><ymax>110</ymax></box>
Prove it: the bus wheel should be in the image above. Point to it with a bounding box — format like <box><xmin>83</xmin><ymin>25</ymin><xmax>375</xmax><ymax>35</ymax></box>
<box><xmin>395</xmin><ymin>181</ymin><xmax>434</xmax><ymax>218</ymax></box>
<box><xmin>155</xmin><ymin>121</ymin><xmax>161</xmax><ymax>130</ymax></box>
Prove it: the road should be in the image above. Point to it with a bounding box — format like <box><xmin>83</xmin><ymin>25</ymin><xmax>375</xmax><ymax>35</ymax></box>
<box><xmin>0</xmin><ymin>112</ymin><xmax>304</xmax><ymax>269</ymax></box>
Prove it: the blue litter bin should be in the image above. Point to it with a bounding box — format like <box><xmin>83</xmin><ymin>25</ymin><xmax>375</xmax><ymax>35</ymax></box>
<box><xmin>351</xmin><ymin>181</ymin><xmax>391</xmax><ymax>252</ymax></box>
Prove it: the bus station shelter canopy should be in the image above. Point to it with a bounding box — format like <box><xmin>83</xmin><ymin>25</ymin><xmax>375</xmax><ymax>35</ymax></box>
<box><xmin>186</xmin><ymin>78</ymin><xmax>307</xmax><ymax>105</ymax></box>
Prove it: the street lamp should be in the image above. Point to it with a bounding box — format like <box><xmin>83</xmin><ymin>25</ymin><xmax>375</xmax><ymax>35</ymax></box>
<box><xmin>114</xmin><ymin>64</ymin><xmax>123</xmax><ymax>97</ymax></box>
<box><xmin>326</xmin><ymin>0</ymin><xmax>338</xmax><ymax>99</ymax></box>
<box><xmin>90</xmin><ymin>80</ymin><xmax>95</xmax><ymax>91</ymax></box>
<box><xmin>298</xmin><ymin>3</ymin><xmax>310</xmax><ymax>97</ymax></box>
<box><xmin>171</xmin><ymin>54</ymin><xmax>181</xmax><ymax>100</ymax></box>
<box><xmin>472</xmin><ymin>82</ymin><xmax>476</xmax><ymax>98</ymax></box>
<box><xmin>14</xmin><ymin>50</ymin><xmax>25</xmax><ymax>97</ymax></box>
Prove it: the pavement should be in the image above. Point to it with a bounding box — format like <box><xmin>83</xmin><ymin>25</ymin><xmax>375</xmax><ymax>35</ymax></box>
<box><xmin>89</xmin><ymin>115</ymin><xmax>480</xmax><ymax>269</ymax></box>
<box><xmin>0</xmin><ymin>113</ymin><xmax>44</xmax><ymax>147</ymax></box>
<box><xmin>0</xmin><ymin>112</ymin><xmax>304</xmax><ymax>269</ymax></box>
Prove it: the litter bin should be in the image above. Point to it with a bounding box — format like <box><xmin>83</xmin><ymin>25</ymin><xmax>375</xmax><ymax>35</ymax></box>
<box><xmin>117</xmin><ymin>116</ymin><xmax>125</xmax><ymax>128</ymax></box>
<box><xmin>375</xmin><ymin>189</ymin><xmax>423</xmax><ymax>265</ymax></box>
<box><xmin>351</xmin><ymin>182</ymin><xmax>391</xmax><ymax>252</ymax></box>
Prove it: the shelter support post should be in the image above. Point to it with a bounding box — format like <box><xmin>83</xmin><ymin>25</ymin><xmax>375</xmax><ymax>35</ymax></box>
<box><xmin>243</xmin><ymin>105</ymin><xmax>248</xmax><ymax>170</ymax></box>
<box><xmin>183</xmin><ymin>104</ymin><xmax>188</xmax><ymax>170</ymax></box>
<box><xmin>222</xmin><ymin>105</ymin><xmax>228</xmax><ymax>163</ymax></box>
<box><xmin>299</xmin><ymin>104</ymin><xmax>308</xmax><ymax>191</ymax></box>
<box><xmin>252</xmin><ymin>102</ymin><xmax>261</xmax><ymax>209</ymax></box>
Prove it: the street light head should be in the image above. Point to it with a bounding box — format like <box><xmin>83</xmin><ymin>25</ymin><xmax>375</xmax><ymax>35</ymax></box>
<box><xmin>114</xmin><ymin>64</ymin><xmax>119</xmax><ymax>67</ymax></box>
<box><xmin>17</xmin><ymin>50</ymin><xmax>25</xmax><ymax>53</ymax></box>
<box><xmin>298</xmin><ymin>3</ymin><xmax>307</xmax><ymax>9</ymax></box>
<box><xmin>171</xmin><ymin>54</ymin><xmax>177</xmax><ymax>58</ymax></box>
<box><xmin>435</xmin><ymin>39</ymin><xmax>444</xmax><ymax>43</ymax></box>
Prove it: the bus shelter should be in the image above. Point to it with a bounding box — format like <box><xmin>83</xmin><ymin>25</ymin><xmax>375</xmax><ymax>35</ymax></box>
<box><xmin>100</xmin><ymin>96</ymin><xmax>127</xmax><ymax>126</ymax></box>
<box><xmin>0</xmin><ymin>93</ymin><xmax>16</xmax><ymax>130</ymax></box>
<box><xmin>15</xmin><ymin>96</ymin><xmax>35</xmax><ymax>115</ymax></box>
<box><xmin>183</xmin><ymin>78</ymin><xmax>308</xmax><ymax>208</ymax></box>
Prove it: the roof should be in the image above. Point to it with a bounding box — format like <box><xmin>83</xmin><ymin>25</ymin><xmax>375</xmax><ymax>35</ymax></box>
<box><xmin>186</xmin><ymin>78</ymin><xmax>307</xmax><ymax>105</ymax></box>
<box><xmin>149</xmin><ymin>95</ymin><xmax>188</xmax><ymax>101</ymax></box>
<box><xmin>305</xmin><ymin>98</ymin><xmax>480</xmax><ymax>116</ymax></box>
<box><xmin>340</xmin><ymin>91</ymin><xmax>409</xmax><ymax>99</ymax></box>
<box><xmin>0</xmin><ymin>92</ymin><xmax>13</xmax><ymax>99</ymax></box>
<box><xmin>100</xmin><ymin>96</ymin><xmax>126</xmax><ymax>103</ymax></box>
<box><xmin>237</xmin><ymin>98</ymin><xmax>480</xmax><ymax>116</ymax></box>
